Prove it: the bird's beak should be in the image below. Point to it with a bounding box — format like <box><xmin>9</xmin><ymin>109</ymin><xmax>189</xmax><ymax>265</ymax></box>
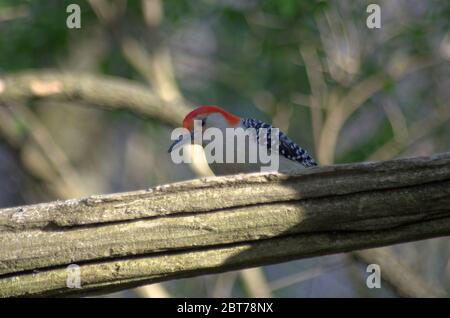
<box><xmin>168</xmin><ymin>132</ymin><xmax>192</xmax><ymax>153</ymax></box>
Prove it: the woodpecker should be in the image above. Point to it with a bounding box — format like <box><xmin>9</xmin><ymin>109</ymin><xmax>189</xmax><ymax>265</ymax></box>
<box><xmin>168</xmin><ymin>105</ymin><xmax>317</xmax><ymax>175</ymax></box>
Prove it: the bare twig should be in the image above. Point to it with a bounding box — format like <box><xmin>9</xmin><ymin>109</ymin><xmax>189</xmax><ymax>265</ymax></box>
<box><xmin>369</xmin><ymin>106</ymin><xmax>450</xmax><ymax>161</ymax></box>
<box><xmin>317</xmin><ymin>59</ymin><xmax>440</xmax><ymax>165</ymax></box>
<box><xmin>354</xmin><ymin>247</ymin><xmax>447</xmax><ymax>297</ymax></box>
<box><xmin>9</xmin><ymin>104</ymin><xmax>85</xmax><ymax>198</ymax></box>
<box><xmin>240</xmin><ymin>268</ymin><xmax>272</xmax><ymax>298</ymax></box>
<box><xmin>300</xmin><ymin>47</ymin><xmax>326</xmax><ymax>149</ymax></box>
<box><xmin>212</xmin><ymin>271</ymin><xmax>238</xmax><ymax>298</ymax></box>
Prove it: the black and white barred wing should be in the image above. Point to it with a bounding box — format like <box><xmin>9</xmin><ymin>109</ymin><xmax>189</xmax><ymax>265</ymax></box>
<box><xmin>242</xmin><ymin>118</ymin><xmax>317</xmax><ymax>168</ymax></box>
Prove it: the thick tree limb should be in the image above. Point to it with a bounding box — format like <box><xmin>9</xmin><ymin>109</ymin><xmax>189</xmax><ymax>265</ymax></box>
<box><xmin>0</xmin><ymin>152</ymin><xmax>450</xmax><ymax>297</ymax></box>
<box><xmin>0</xmin><ymin>70</ymin><xmax>191</xmax><ymax>126</ymax></box>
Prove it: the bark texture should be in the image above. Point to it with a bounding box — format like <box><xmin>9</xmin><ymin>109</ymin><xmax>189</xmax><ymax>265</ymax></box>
<box><xmin>0</xmin><ymin>153</ymin><xmax>449</xmax><ymax>297</ymax></box>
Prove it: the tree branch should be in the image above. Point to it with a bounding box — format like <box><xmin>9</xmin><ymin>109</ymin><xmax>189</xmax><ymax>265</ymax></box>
<box><xmin>0</xmin><ymin>70</ymin><xmax>191</xmax><ymax>127</ymax></box>
<box><xmin>1</xmin><ymin>152</ymin><xmax>449</xmax><ymax>297</ymax></box>
<box><xmin>353</xmin><ymin>247</ymin><xmax>447</xmax><ymax>297</ymax></box>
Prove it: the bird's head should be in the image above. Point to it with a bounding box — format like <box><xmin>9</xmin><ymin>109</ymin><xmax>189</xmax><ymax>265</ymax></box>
<box><xmin>168</xmin><ymin>105</ymin><xmax>241</xmax><ymax>153</ymax></box>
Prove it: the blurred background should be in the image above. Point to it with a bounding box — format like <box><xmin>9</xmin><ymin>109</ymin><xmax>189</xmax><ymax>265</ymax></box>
<box><xmin>0</xmin><ymin>0</ymin><xmax>449</xmax><ymax>297</ymax></box>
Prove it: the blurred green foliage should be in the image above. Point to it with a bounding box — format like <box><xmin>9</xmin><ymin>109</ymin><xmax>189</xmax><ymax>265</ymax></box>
<box><xmin>0</xmin><ymin>0</ymin><xmax>449</xmax><ymax>297</ymax></box>
<box><xmin>1</xmin><ymin>0</ymin><xmax>449</xmax><ymax>160</ymax></box>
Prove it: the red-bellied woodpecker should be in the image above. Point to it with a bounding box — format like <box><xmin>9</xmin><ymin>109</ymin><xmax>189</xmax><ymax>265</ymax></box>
<box><xmin>168</xmin><ymin>105</ymin><xmax>317</xmax><ymax>175</ymax></box>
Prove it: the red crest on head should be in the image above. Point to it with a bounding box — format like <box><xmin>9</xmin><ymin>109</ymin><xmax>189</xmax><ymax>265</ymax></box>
<box><xmin>182</xmin><ymin>105</ymin><xmax>240</xmax><ymax>130</ymax></box>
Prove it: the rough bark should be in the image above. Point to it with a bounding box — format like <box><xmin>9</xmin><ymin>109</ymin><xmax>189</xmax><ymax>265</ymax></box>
<box><xmin>0</xmin><ymin>152</ymin><xmax>449</xmax><ymax>297</ymax></box>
